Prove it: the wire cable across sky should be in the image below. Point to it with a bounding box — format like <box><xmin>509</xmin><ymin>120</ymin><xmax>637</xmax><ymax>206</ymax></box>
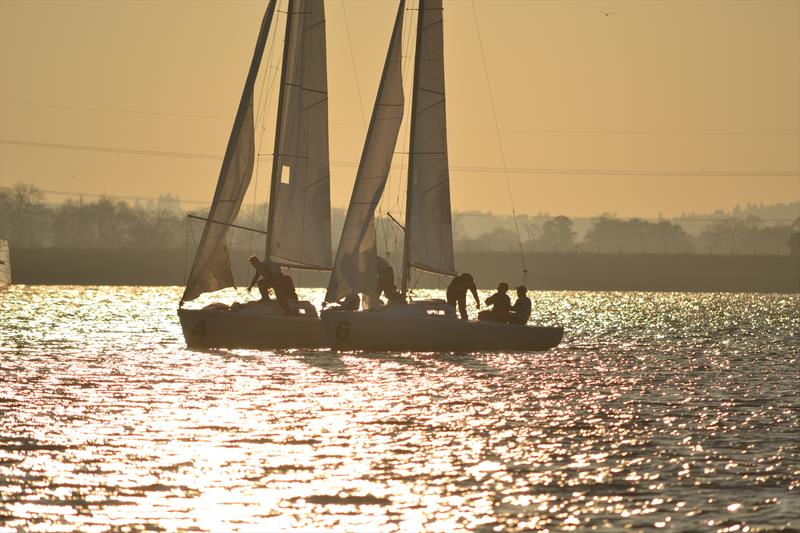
<box><xmin>2</xmin><ymin>138</ymin><xmax>797</xmax><ymax>178</ymax></box>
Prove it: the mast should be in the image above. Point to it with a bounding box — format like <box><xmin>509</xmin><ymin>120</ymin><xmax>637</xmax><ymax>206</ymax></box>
<box><xmin>401</xmin><ymin>0</ymin><xmax>425</xmax><ymax>296</ymax></box>
<box><xmin>263</xmin><ymin>0</ymin><xmax>332</xmax><ymax>270</ymax></box>
<box><xmin>265</xmin><ymin>0</ymin><xmax>295</xmax><ymax>261</ymax></box>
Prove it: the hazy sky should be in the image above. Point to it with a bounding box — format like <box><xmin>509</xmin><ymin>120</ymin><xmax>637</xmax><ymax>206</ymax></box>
<box><xmin>1</xmin><ymin>0</ymin><xmax>798</xmax><ymax>218</ymax></box>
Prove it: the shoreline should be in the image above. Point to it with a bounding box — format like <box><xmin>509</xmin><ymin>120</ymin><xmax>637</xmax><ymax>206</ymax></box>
<box><xmin>8</xmin><ymin>248</ymin><xmax>799</xmax><ymax>293</ymax></box>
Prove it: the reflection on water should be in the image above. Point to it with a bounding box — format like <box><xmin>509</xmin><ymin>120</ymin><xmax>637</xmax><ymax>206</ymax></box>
<box><xmin>1</xmin><ymin>286</ymin><xmax>798</xmax><ymax>531</ymax></box>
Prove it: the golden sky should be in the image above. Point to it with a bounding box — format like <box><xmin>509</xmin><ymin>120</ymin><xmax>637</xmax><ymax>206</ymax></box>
<box><xmin>1</xmin><ymin>0</ymin><xmax>798</xmax><ymax>217</ymax></box>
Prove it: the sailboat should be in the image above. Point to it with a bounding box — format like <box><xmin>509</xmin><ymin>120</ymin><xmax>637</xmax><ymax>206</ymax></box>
<box><xmin>0</xmin><ymin>239</ymin><xmax>10</xmax><ymax>289</ymax></box>
<box><xmin>178</xmin><ymin>0</ymin><xmax>332</xmax><ymax>349</ymax></box>
<box><xmin>320</xmin><ymin>0</ymin><xmax>563</xmax><ymax>352</ymax></box>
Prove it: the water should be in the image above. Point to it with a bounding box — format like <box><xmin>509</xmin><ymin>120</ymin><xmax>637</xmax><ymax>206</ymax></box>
<box><xmin>1</xmin><ymin>286</ymin><xmax>798</xmax><ymax>532</ymax></box>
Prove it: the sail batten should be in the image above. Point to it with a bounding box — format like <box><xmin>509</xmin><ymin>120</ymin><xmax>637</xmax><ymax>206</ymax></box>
<box><xmin>325</xmin><ymin>0</ymin><xmax>406</xmax><ymax>304</ymax></box>
<box><xmin>181</xmin><ymin>0</ymin><xmax>277</xmax><ymax>304</ymax></box>
<box><xmin>267</xmin><ymin>0</ymin><xmax>332</xmax><ymax>270</ymax></box>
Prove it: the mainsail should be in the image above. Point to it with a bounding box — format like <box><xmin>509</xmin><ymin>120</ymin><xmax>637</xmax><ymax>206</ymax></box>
<box><xmin>181</xmin><ymin>0</ymin><xmax>277</xmax><ymax>303</ymax></box>
<box><xmin>402</xmin><ymin>0</ymin><xmax>455</xmax><ymax>289</ymax></box>
<box><xmin>0</xmin><ymin>239</ymin><xmax>10</xmax><ymax>288</ymax></box>
<box><xmin>267</xmin><ymin>0</ymin><xmax>332</xmax><ymax>269</ymax></box>
<box><xmin>325</xmin><ymin>0</ymin><xmax>406</xmax><ymax>303</ymax></box>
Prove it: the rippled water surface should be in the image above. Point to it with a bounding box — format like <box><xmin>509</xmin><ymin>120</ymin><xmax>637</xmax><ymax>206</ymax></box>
<box><xmin>1</xmin><ymin>286</ymin><xmax>798</xmax><ymax>531</ymax></box>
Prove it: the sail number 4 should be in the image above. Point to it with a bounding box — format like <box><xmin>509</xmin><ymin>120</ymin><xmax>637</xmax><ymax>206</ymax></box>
<box><xmin>335</xmin><ymin>321</ymin><xmax>350</xmax><ymax>341</ymax></box>
<box><xmin>192</xmin><ymin>318</ymin><xmax>207</xmax><ymax>337</ymax></box>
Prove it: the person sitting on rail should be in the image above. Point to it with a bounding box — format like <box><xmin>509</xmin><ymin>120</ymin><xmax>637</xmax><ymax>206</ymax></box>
<box><xmin>478</xmin><ymin>282</ymin><xmax>511</xmax><ymax>323</ymax></box>
<box><xmin>507</xmin><ymin>285</ymin><xmax>531</xmax><ymax>325</ymax></box>
<box><xmin>446</xmin><ymin>272</ymin><xmax>480</xmax><ymax>320</ymax></box>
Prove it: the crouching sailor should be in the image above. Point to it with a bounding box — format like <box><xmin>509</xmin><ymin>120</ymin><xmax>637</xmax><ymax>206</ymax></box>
<box><xmin>247</xmin><ymin>256</ymin><xmax>282</xmax><ymax>301</ymax></box>
<box><xmin>247</xmin><ymin>256</ymin><xmax>310</xmax><ymax>316</ymax></box>
<box><xmin>446</xmin><ymin>273</ymin><xmax>480</xmax><ymax>320</ymax></box>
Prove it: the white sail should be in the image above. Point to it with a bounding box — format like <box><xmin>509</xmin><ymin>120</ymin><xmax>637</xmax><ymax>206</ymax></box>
<box><xmin>267</xmin><ymin>0</ymin><xmax>332</xmax><ymax>269</ymax></box>
<box><xmin>325</xmin><ymin>0</ymin><xmax>406</xmax><ymax>303</ymax></box>
<box><xmin>0</xmin><ymin>239</ymin><xmax>10</xmax><ymax>288</ymax></box>
<box><xmin>403</xmin><ymin>0</ymin><xmax>455</xmax><ymax>285</ymax></box>
<box><xmin>181</xmin><ymin>1</ymin><xmax>277</xmax><ymax>303</ymax></box>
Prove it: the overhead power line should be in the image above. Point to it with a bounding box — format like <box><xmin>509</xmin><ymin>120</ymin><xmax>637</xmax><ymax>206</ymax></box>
<box><xmin>1</xmin><ymin>139</ymin><xmax>220</xmax><ymax>160</ymax></box>
<box><xmin>3</xmin><ymin>100</ymin><xmax>798</xmax><ymax>137</ymax></box>
<box><xmin>1</xmin><ymin>138</ymin><xmax>798</xmax><ymax>177</ymax></box>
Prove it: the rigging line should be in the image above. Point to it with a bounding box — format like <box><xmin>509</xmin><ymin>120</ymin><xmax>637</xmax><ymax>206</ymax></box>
<box><xmin>339</xmin><ymin>0</ymin><xmax>367</xmax><ymax>131</ymax></box>
<box><xmin>249</xmin><ymin>7</ymin><xmax>284</xmax><ymax>238</ymax></box>
<box><xmin>470</xmin><ymin>0</ymin><xmax>527</xmax><ymax>283</ymax></box>
<box><xmin>380</xmin><ymin>0</ymin><xmax>415</xmax><ymax>252</ymax></box>
<box><xmin>394</xmin><ymin>0</ymin><xmax>418</xmax><ymax>227</ymax></box>
<box><xmin>265</xmin><ymin>0</ymin><xmax>295</xmax><ymax>260</ymax></box>
<box><xmin>187</xmin><ymin>214</ymin><xmax>268</xmax><ymax>235</ymax></box>
<box><xmin>251</xmin><ymin>4</ymin><xmax>282</xmax><ymax>254</ymax></box>
<box><xmin>254</xmin><ymin>4</ymin><xmax>282</xmax><ymax>125</ymax></box>
<box><xmin>389</xmin><ymin>0</ymin><xmax>418</xmax><ymax>272</ymax></box>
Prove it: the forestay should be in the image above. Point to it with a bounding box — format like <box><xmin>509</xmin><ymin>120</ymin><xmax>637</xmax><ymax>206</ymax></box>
<box><xmin>325</xmin><ymin>0</ymin><xmax>406</xmax><ymax>303</ymax></box>
<box><xmin>181</xmin><ymin>0</ymin><xmax>277</xmax><ymax>303</ymax></box>
<box><xmin>267</xmin><ymin>0</ymin><xmax>332</xmax><ymax>269</ymax></box>
<box><xmin>405</xmin><ymin>0</ymin><xmax>455</xmax><ymax>280</ymax></box>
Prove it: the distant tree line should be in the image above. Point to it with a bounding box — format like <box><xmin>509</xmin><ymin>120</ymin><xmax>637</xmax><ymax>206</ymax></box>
<box><xmin>2</xmin><ymin>183</ymin><xmax>798</xmax><ymax>255</ymax></box>
<box><xmin>455</xmin><ymin>214</ymin><xmax>799</xmax><ymax>255</ymax></box>
<box><xmin>1</xmin><ymin>184</ymin><xmax>185</xmax><ymax>249</ymax></box>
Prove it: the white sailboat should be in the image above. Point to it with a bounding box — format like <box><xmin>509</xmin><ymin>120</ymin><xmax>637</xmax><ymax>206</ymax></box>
<box><xmin>178</xmin><ymin>0</ymin><xmax>332</xmax><ymax>349</ymax></box>
<box><xmin>321</xmin><ymin>0</ymin><xmax>563</xmax><ymax>352</ymax></box>
<box><xmin>0</xmin><ymin>239</ymin><xmax>10</xmax><ymax>289</ymax></box>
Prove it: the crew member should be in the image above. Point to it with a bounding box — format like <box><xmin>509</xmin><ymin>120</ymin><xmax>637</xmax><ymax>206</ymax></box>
<box><xmin>247</xmin><ymin>256</ymin><xmax>282</xmax><ymax>301</ymax></box>
<box><xmin>446</xmin><ymin>273</ymin><xmax>480</xmax><ymax>320</ymax></box>
<box><xmin>478</xmin><ymin>282</ymin><xmax>511</xmax><ymax>323</ymax></box>
<box><xmin>508</xmin><ymin>285</ymin><xmax>531</xmax><ymax>325</ymax></box>
<box><xmin>376</xmin><ymin>256</ymin><xmax>404</xmax><ymax>304</ymax></box>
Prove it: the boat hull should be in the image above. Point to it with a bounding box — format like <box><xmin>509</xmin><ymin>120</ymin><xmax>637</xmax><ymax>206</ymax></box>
<box><xmin>178</xmin><ymin>304</ymin><xmax>327</xmax><ymax>349</ymax></box>
<box><xmin>321</xmin><ymin>303</ymin><xmax>563</xmax><ymax>352</ymax></box>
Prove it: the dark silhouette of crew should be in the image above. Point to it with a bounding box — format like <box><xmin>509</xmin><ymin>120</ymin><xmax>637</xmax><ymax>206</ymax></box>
<box><xmin>508</xmin><ymin>285</ymin><xmax>531</xmax><ymax>325</ymax></box>
<box><xmin>376</xmin><ymin>256</ymin><xmax>404</xmax><ymax>304</ymax></box>
<box><xmin>331</xmin><ymin>293</ymin><xmax>360</xmax><ymax>311</ymax></box>
<box><xmin>247</xmin><ymin>256</ymin><xmax>298</xmax><ymax>315</ymax></box>
<box><xmin>276</xmin><ymin>274</ymin><xmax>300</xmax><ymax>315</ymax></box>
<box><xmin>478</xmin><ymin>282</ymin><xmax>511</xmax><ymax>323</ymax></box>
<box><xmin>247</xmin><ymin>256</ymin><xmax>282</xmax><ymax>301</ymax></box>
<box><xmin>446</xmin><ymin>273</ymin><xmax>480</xmax><ymax>320</ymax></box>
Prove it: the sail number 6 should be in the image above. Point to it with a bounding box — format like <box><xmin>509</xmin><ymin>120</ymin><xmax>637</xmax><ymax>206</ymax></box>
<box><xmin>335</xmin><ymin>321</ymin><xmax>350</xmax><ymax>341</ymax></box>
